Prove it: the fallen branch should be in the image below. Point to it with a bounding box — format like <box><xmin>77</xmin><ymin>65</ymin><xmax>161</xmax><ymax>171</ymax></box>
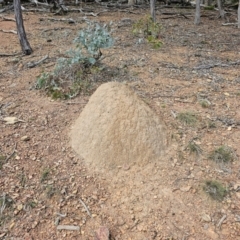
<box><xmin>0</xmin><ymin>16</ymin><xmax>16</xmax><ymax>21</ymax></box>
<box><xmin>0</xmin><ymin>29</ymin><xmax>17</xmax><ymax>34</ymax></box>
<box><xmin>69</xmin><ymin>8</ymin><xmax>107</xmax><ymax>16</ymax></box>
<box><xmin>79</xmin><ymin>199</ymin><xmax>92</xmax><ymax>217</ymax></box>
<box><xmin>39</xmin><ymin>17</ymin><xmax>75</xmax><ymax>23</ymax></box>
<box><xmin>222</xmin><ymin>22</ymin><xmax>238</xmax><ymax>26</ymax></box>
<box><xmin>27</xmin><ymin>55</ymin><xmax>48</xmax><ymax>68</ymax></box>
<box><xmin>22</xmin><ymin>8</ymin><xmax>49</xmax><ymax>12</ymax></box>
<box><xmin>30</xmin><ymin>0</ymin><xmax>50</xmax><ymax>7</ymax></box>
<box><xmin>193</xmin><ymin>60</ymin><xmax>240</xmax><ymax>70</ymax></box>
<box><xmin>57</xmin><ymin>225</ymin><xmax>80</xmax><ymax>231</ymax></box>
<box><xmin>0</xmin><ymin>52</ymin><xmax>21</xmax><ymax>57</ymax></box>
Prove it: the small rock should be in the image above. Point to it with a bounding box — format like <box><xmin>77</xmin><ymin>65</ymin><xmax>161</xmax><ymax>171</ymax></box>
<box><xmin>180</xmin><ymin>186</ymin><xmax>191</xmax><ymax>192</ymax></box>
<box><xmin>201</xmin><ymin>213</ymin><xmax>211</xmax><ymax>222</ymax></box>
<box><xmin>95</xmin><ymin>226</ymin><xmax>110</xmax><ymax>240</ymax></box>
<box><xmin>17</xmin><ymin>204</ymin><xmax>23</xmax><ymax>211</ymax></box>
<box><xmin>21</xmin><ymin>136</ymin><xmax>30</xmax><ymax>141</ymax></box>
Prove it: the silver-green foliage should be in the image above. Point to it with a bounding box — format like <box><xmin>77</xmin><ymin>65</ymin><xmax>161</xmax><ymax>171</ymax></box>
<box><xmin>35</xmin><ymin>22</ymin><xmax>114</xmax><ymax>99</ymax></box>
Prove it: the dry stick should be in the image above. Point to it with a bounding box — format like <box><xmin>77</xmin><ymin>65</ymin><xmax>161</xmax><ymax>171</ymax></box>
<box><xmin>27</xmin><ymin>55</ymin><xmax>48</xmax><ymax>68</ymax></box>
<box><xmin>69</xmin><ymin>8</ymin><xmax>107</xmax><ymax>16</ymax></box>
<box><xmin>222</xmin><ymin>22</ymin><xmax>238</xmax><ymax>26</ymax></box>
<box><xmin>0</xmin><ymin>16</ymin><xmax>16</xmax><ymax>21</ymax></box>
<box><xmin>39</xmin><ymin>17</ymin><xmax>75</xmax><ymax>23</ymax></box>
<box><xmin>5</xmin><ymin>143</ymin><xmax>17</xmax><ymax>163</ymax></box>
<box><xmin>0</xmin><ymin>29</ymin><xmax>17</xmax><ymax>34</ymax></box>
<box><xmin>0</xmin><ymin>52</ymin><xmax>21</xmax><ymax>57</ymax></box>
<box><xmin>217</xmin><ymin>214</ymin><xmax>227</xmax><ymax>228</ymax></box>
<box><xmin>41</xmin><ymin>27</ymin><xmax>67</xmax><ymax>33</ymax></box>
<box><xmin>193</xmin><ymin>60</ymin><xmax>240</xmax><ymax>70</ymax></box>
<box><xmin>57</xmin><ymin>225</ymin><xmax>80</xmax><ymax>231</ymax></box>
<box><xmin>79</xmin><ymin>199</ymin><xmax>92</xmax><ymax>217</ymax></box>
<box><xmin>22</xmin><ymin>8</ymin><xmax>49</xmax><ymax>12</ymax></box>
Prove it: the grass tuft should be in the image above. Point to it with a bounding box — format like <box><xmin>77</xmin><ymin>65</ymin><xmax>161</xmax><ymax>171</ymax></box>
<box><xmin>187</xmin><ymin>141</ymin><xmax>202</xmax><ymax>156</ymax></box>
<box><xmin>209</xmin><ymin>145</ymin><xmax>235</xmax><ymax>163</ymax></box>
<box><xmin>177</xmin><ymin>111</ymin><xmax>197</xmax><ymax>126</ymax></box>
<box><xmin>199</xmin><ymin>99</ymin><xmax>211</xmax><ymax>108</ymax></box>
<box><xmin>41</xmin><ymin>168</ymin><xmax>51</xmax><ymax>183</ymax></box>
<box><xmin>204</xmin><ymin>180</ymin><xmax>227</xmax><ymax>201</ymax></box>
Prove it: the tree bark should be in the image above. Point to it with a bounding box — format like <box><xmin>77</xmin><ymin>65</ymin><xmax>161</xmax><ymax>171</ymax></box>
<box><xmin>14</xmin><ymin>0</ymin><xmax>32</xmax><ymax>55</ymax></box>
<box><xmin>150</xmin><ymin>0</ymin><xmax>156</xmax><ymax>23</ymax></box>
<box><xmin>194</xmin><ymin>0</ymin><xmax>201</xmax><ymax>25</ymax></box>
<box><xmin>217</xmin><ymin>0</ymin><xmax>225</xmax><ymax>18</ymax></box>
<box><xmin>238</xmin><ymin>0</ymin><xmax>240</xmax><ymax>28</ymax></box>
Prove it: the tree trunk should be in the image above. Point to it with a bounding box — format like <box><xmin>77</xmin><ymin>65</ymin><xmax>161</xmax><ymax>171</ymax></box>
<box><xmin>150</xmin><ymin>0</ymin><xmax>156</xmax><ymax>23</ymax></box>
<box><xmin>14</xmin><ymin>0</ymin><xmax>32</xmax><ymax>55</ymax></box>
<box><xmin>217</xmin><ymin>0</ymin><xmax>225</xmax><ymax>18</ymax></box>
<box><xmin>238</xmin><ymin>0</ymin><xmax>240</xmax><ymax>28</ymax></box>
<box><xmin>194</xmin><ymin>0</ymin><xmax>201</xmax><ymax>25</ymax></box>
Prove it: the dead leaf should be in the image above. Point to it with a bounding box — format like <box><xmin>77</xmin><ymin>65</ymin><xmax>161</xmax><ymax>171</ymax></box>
<box><xmin>3</xmin><ymin>117</ymin><xmax>24</xmax><ymax>124</ymax></box>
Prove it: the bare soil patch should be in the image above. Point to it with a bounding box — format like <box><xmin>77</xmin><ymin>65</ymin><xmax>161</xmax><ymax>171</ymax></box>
<box><xmin>0</xmin><ymin>4</ymin><xmax>240</xmax><ymax>240</ymax></box>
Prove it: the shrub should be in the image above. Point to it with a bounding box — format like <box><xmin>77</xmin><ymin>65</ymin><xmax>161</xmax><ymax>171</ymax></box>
<box><xmin>133</xmin><ymin>15</ymin><xmax>162</xmax><ymax>49</ymax></box>
<box><xmin>35</xmin><ymin>22</ymin><xmax>114</xmax><ymax>99</ymax></box>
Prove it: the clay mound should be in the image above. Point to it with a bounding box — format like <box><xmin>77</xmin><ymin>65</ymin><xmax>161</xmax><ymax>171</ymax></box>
<box><xmin>70</xmin><ymin>82</ymin><xmax>167</xmax><ymax>170</ymax></box>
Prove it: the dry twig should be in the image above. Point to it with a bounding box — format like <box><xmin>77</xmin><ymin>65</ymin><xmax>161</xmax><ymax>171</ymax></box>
<box><xmin>27</xmin><ymin>55</ymin><xmax>49</xmax><ymax>68</ymax></box>
<box><xmin>217</xmin><ymin>214</ymin><xmax>227</xmax><ymax>228</ymax></box>
<box><xmin>79</xmin><ymin>198</ymin><xmax>92</xmax><ymax>217</ymax></box>
<box><xmin>0</xmin><ymin>29</ymin><xmax>17</xmax><ymax>34</ymax></box>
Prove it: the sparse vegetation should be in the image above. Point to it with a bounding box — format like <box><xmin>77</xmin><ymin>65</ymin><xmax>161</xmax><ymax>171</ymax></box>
<box><xmin>41</xmin><ymin>168</ymin><xmax>51</xmax><ymax>182</ymax></box>
<box><xmin>187</xmin><ymin>140</ymin><xmax>202</xmax><ymax>156</ymax></box>
<box><xmin>35</xmin><ymin>22</ymin><xmax>114</xmax><ymax>99</ymax></box>
<box><xmin>45</xmin><ymin>185</ymin><xmax>56</xmax><ymax>198</ymax></box>
<box><xmin>199</xmin><ymin>99</ymin><xmax>211</xmax><ymax>108</ymax></box>
<box><xmin>25</xmin><ymin>200</ymin><xmax>37</xmax><ymax>210</ymax></box>
<box><xmin>177</xmin><ymin>111</ymin><xmax>198</xmax><ymax>126</ymax></box>
<box><xmin>209</xmin><ymin>145</ymin><xmax>235</xmax><ymax>163</ymax></box>
<box><xmin>0</xmin><ymin>155</ymin><xmax>5</xmax><ymax>170</ymax></box>
<box><xmin>207</xmin><ymin>120</ymin><xmax>216</xmax><ymax>129</ymax></box>
<box><xmin>204</xmin><ymin>180</ymin><xmax>228</xmax><ymax>201</ymax></box>
<box><xmin>132</xmin><ymin>15</ymin><xmax>162</xmax><ymax>49</ymax></box>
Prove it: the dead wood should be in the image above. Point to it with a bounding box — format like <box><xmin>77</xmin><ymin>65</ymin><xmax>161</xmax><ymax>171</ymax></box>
<box><xmin>217</xmin><ymin>215</ymin><xmax>227</xmax><ymax>228</ymax></box>
<box><xmin>222</xmin><ymin>22</ymin><xmax>238</xmax><ymax>25</ymax></box>
<box><xmin>0</xmin><ymin>16</ymin><xmax>16</xmax><ymax>21</ymax></box>
<box><xmin>27</xmin><ymin>55</ymin><xmax>48</xmax><ymax>68</ymax></box>
<box><xmin>0</xmin><ymin>29</ymin><xmax>17</xmax><ymax>34</ymax></box>
<box><xmin>22</xmin><ymin>8</ymin><xmax>49</xmax><ymax>12</ymax></box>
<box><xmin>39</xmin><ymin>17</ymin><xmax>76</xmax><ymax>23</ymax></box>
<box><xmin>40</xmin><ymin>27</ymin><xmax>68</xmax><ymax>33</ymax></box>
<box><xmin>68</xmin><ymin>8</ymin><xmax>107</xmax><ymax>16</ymax></box>
<box><xmin>193</xmin><ymin>60</ymin><xmax>240</xmax><ymax>70</ymax></box>
<box><xmin>0</xmin><ymin>52</ymin><xmax>21</xmax><ymax>57</ymax></box>
<box><xmin>57</xmin><ymin>225</ymin><xmax>80</xmax><ymax>231</ymax></box>
<box><xmin>0</xmin><ymin>4</ymin><xmax>13</xmax><ymax>13</ymax></box>
<box><xmin>14</xmin><ymin>0</ymin><xmax>33</xmax><ymax>55</ymax></box>
<box><xmin>159</xmin><ymin>13</ymin><xmax>190</xmax><ymax>19</ymax></box>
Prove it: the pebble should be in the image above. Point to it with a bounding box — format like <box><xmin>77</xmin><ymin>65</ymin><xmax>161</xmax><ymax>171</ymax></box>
<box><xmin>21</xmin><ymin>136</ymin><xmax>30</xmax><ymax>141</ymax></box>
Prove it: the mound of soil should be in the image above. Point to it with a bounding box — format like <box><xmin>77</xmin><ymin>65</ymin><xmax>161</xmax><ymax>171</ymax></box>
<box><xmin>70</xmin><ymin>82</ymin><xmax>167</xmax><ymax>171</ymax></box>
